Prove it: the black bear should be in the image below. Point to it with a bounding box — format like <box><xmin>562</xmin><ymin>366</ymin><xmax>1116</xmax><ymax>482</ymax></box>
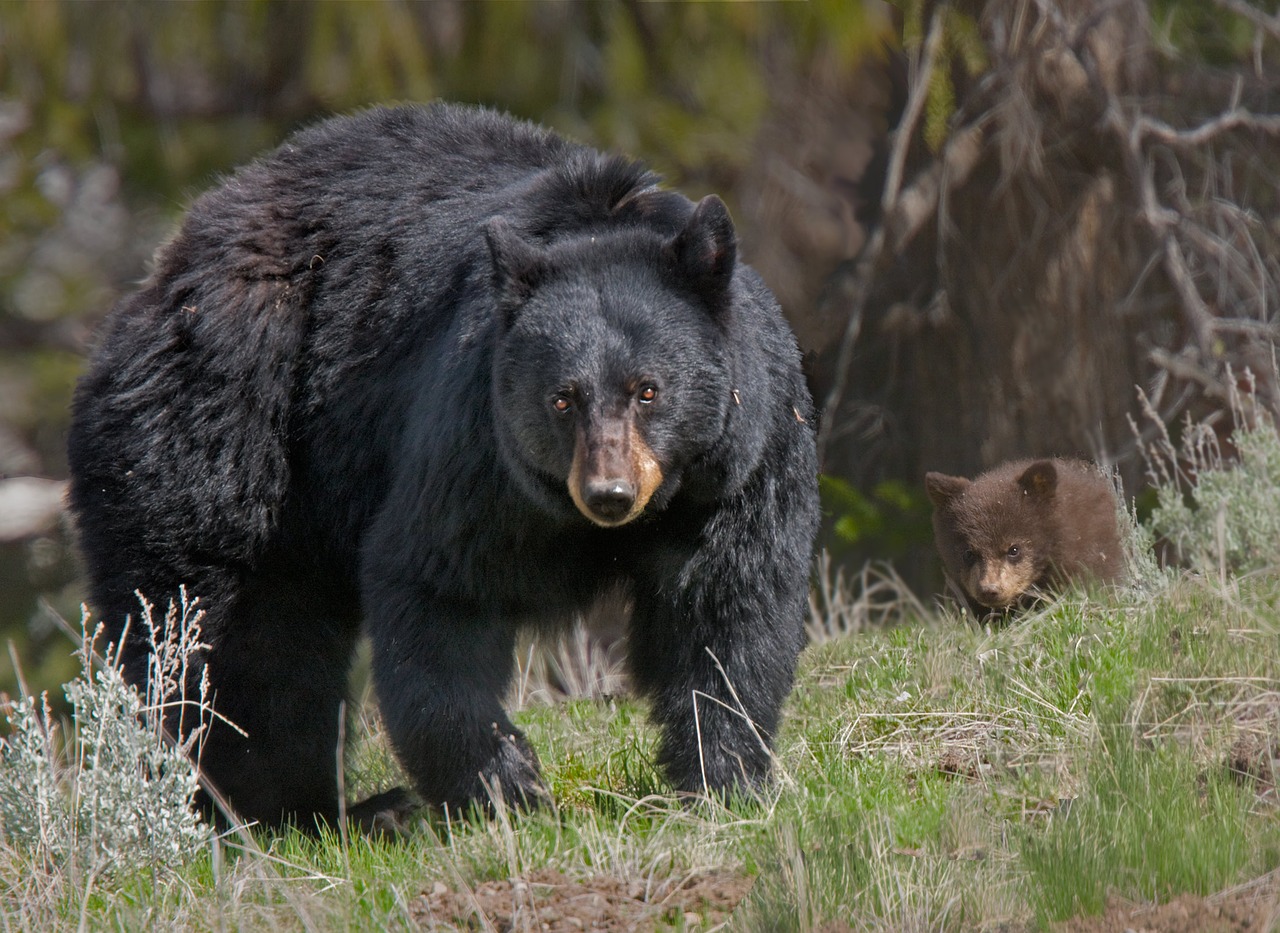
<box><xmin>925</xmin><ymin>458</ymin><xmax>1125</xmax><ymax>618</ymax></box>
<box><xmin>67</xmin><ymin>103</ymin><xmax>820</xmax><ymax>829</ymax></box>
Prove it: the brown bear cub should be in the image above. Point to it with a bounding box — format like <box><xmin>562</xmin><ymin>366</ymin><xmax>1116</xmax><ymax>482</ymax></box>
<box><xmin>925</xmin><ymin>459</ymin><xmax>1125</xmax><ymax>617</ymax></box>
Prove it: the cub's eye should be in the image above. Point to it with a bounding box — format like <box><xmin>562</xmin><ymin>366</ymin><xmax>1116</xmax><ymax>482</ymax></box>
<box><xmin>1007</xmin><ymin>545</ymin><xmax>1021</xmax><ymax>561</ymax></box>
<box><xmin>637</xmin><ymin>384</ymin><xmax>658</xmax><ymax>404</ymax></box>
<box><xmin>551</xmin><ymin>394</ymin><xmax>573</xmax><ymax>415</ymax></box>
<box><xmin>962</xmin><ymin>549</ymin><xmax>979</xmax><ymax>567</ymax></box>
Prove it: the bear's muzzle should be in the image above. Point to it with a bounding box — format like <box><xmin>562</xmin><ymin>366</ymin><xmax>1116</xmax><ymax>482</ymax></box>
<box><xmin>568</xmin><ymin>419</ymin><xmax>663</xmax><ymax>527</ymax></box>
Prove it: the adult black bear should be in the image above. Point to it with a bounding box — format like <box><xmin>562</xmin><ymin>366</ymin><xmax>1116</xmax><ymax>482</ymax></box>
<box><xmin>67</xmin><ymin>103</ymin><xmax>819</xmax><ymax>828</ymax></box>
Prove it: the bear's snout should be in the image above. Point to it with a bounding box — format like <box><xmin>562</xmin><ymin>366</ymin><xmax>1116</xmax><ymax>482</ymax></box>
<box><xmin>968</xmin><ymin>556</ymin><xmax>1035</xmax><ymax>609</ymax></box>
<box><xmin>568</xmin><ymin>418</ymin><xmax>663</xmax><ymax>527</ymax></box>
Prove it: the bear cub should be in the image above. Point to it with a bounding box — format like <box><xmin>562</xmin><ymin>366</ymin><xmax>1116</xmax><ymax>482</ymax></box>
<box><xmin>925</xmin><ymin>459</ymin><xmax>1125</xmax><ymax>617</ymax></box>
<box><xmin>66</xmin><ymin>103</ymin><xmax>819</xmax><ymax>830</ymax></box>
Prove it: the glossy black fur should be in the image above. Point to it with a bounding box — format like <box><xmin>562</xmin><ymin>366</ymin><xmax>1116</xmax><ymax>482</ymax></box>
<box><xmin>67</xmin><ymin>103</ymin><xmax>819</xmax><ymax>828</ymax></box>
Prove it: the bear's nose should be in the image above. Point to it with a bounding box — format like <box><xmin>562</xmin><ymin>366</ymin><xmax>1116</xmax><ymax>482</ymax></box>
<box><xmin>583</xmin><ymin>479</ymin><xmax>636</xmax><ymax>522</ymax></box>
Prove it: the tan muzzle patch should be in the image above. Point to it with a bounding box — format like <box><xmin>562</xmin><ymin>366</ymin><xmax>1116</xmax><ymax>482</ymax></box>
<box><xmin>967</xmin><ymin>558</ymin><xmax>1036</xmax><ymax>609</ymax></box>
<box><xmin>568</xmin><ymin>422</ymin><xmax>663</xmax><ymax>527</ymax></box>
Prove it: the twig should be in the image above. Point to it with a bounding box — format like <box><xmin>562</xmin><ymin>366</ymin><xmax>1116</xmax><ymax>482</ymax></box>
<box><xmin>817</xmin><ymin>7</ymin><xmax>947</xmax><ymax>461</ymax></box>
<box><xmin>1135</xmin><ymin>109</ymin><xmax>1280</xmax><ymax>148</ymax></box>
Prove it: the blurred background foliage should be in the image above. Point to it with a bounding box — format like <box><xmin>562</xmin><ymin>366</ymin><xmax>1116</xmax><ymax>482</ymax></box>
<box><xmin>1</xmin><ymin>0</ymin><xmax>1277</xmax><ymax>706</ymax></box>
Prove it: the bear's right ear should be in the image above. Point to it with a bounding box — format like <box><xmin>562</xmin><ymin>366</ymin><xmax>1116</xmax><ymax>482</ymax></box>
<box><xmin>925</xmin><ymin>472</ymin><xmax>969</xmax><ymax>509</ymax></box>
<box><xmin>485</xmin><ymin>218</ymin><xmax>547</xmax><ymax>319</ymax></box>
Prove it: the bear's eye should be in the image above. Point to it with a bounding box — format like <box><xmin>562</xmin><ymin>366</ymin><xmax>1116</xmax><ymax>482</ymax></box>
<box><xmin>551</xmin><ymin>394</ymin><xmax>573</xmax><ymax>415</ymax></box>
<box><xmin>1006</xmin><ymin>544</ymin><xmax>1021</xmax><ymax>561</ymax></box>
<box><xmin>637</xmin><ymin>384</ymin><xmax>658</xmax><ymax>404</ymax></box>
<box><xmin>962</xmin><ymin>549</ymin><xmax>979</xmax><ymax>567</ymax></box>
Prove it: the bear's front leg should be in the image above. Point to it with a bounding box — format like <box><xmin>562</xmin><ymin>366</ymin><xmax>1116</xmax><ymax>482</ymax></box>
<box><xmin>363</xmin><ymin>584</ymin><xmax>545</xmax><ymax>815</ymax></box>
<box><xmin>628</xmin><ymin>483</ymin><xmax>813</xmax><ymax>799</ymax></box>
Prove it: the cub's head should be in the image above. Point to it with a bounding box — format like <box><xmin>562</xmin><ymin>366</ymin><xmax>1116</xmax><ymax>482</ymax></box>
<box><xmin>487</xmin><ymin>196</ymin><xmax>738</xmax><ymax>527</ymax></box>
<box><xmin>925</xmin><ymin>460</ymin><xmax>1060</xmax><ymax>612</ymax></box>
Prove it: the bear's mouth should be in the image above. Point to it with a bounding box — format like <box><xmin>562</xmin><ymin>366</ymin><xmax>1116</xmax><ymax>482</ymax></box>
<box><xmin>568</xmin><ymin>423</ymin><xmax>663</xmax><ymax>527</ymax></box>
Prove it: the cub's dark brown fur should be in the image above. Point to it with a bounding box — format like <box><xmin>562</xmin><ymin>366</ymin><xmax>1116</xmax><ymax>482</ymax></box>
<box><xmin>925</xmin><ymin>458</ymin><xmax>1124</xmax><ymax>617</ymax></box>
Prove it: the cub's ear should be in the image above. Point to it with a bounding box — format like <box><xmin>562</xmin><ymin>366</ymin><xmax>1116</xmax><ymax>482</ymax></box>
<box><xmin>925</xmin><ymin>472</ymin><xmax>969</xmax><ymax>508</ymax></box>
<box><xmin>668</xmin><ymin>195</ymin><xmax>737</xmax><ymax>305</ymax></box>
<box><xmin>485</xmin><ymin>218</ymin><xmax>547</xmax><ymax>318</ymax></box>
<box><xmin>1017</xmin><ymin>460</ymin><xmax>1059</xmax><ymax>499</ymax></box>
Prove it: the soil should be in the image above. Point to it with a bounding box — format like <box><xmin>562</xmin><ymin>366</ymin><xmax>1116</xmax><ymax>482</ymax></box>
<box><xmin>1052</xmin><ymin>886</ymin><xmax>1279</xmax><ymax>933</ymax></box>
<box><xmin>411</xmin><ymin>864</ymin><xmax>1279</xmax><ymax>931</ymax></box>
<box><xmin>412</xmin><ymin>867</ymin><xmax>754</xmax><ymax>931</ymax></box>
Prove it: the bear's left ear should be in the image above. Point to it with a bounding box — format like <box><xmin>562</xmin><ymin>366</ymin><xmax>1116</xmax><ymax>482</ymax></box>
<box><xmin>668</xmin><ymin>195</ymin><xmax>737</xmax><ymax>306</ymax></box>
<box><xmin>485</xmin><ymin>218</ymin><xmax>547</xmax><ymax>320</ymax></box>
<box><xmin>1017</xmin><ymin>460</ymin><xmax>1058</xmax><ymax>499</ymax></box>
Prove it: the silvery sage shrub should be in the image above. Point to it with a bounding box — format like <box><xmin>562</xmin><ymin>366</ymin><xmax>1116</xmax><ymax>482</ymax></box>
<box><xmin>0</xmin><ymin>590</ymin><xmax>213</xmax><ymax>874</ymax></box>
<box><xmin>1139</xmin><ymin>372</ymin><xmax>1280</xmax><ymax>577</ymax></box>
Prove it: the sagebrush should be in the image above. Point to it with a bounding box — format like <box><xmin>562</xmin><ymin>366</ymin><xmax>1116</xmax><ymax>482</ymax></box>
<box><xmin>0</xmin><ymin>593</ymin><xmax>212</xmax><ymax>877</ymax></box>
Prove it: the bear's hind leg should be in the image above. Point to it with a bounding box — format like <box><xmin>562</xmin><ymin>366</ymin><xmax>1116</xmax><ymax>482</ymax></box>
<box><xmin>196</xmin><ymin>574</ymin><xmax>361</xmax><ymax>831</ymax></box>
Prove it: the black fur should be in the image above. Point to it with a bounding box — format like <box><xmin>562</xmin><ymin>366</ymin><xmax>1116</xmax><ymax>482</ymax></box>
<box><xmin>67</xmin><ymin>103</ymin><xmax>819</xmax><ymax>828</ymax></box>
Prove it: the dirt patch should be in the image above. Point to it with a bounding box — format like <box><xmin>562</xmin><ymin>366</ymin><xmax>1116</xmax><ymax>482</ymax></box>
<box><xmin>412</xmin><ymin>867</ymin><xmax>754</xmax><ymax>931</ymax></box>
<box><xmin>1055</xmin><ymin>883</ymin><xmax>1279</xmax><ymax>933</ymax></box>
<box><xmin>1226</xmin><ymin>732</ymin><xmax>1280</xmax><ymax>803</ymax></box>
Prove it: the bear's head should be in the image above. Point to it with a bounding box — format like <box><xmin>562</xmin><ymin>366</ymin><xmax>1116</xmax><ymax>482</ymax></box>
<box><xmin>925</xmin><ymin>461</ymin><xmax>1060</xmax><ymax>611</ymax></box>
<box><xmin>487</xmin><ymin>196</ymin><xmax>739</xmax><ymax>527</ymax></box>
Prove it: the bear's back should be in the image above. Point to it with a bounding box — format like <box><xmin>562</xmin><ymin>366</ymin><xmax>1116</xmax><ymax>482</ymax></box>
<box><xmin>1043</xmin><ymin>460</ymin><xmax>1125</xmax><ymax>583</ymax></box>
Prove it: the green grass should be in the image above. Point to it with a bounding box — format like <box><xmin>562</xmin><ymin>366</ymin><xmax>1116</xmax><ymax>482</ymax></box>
<box><xmin>7</xmin><ymin>409</ymin><xmax>1280</xmax><ymax>929</ymax></box>
<box><xmin>4</xmin><ymin>568</ymin><xmax>1277</xmax><ymax>930</ymax></box>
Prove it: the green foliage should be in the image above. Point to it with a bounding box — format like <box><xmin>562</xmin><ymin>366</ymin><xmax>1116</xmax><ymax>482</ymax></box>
<box><xmin>820</xmin><ymin>474</ymin><xmax>933</xmax><ymax>559</ymax></box>
<box><xmin>1151</xmin><ymin>0</ymin><xmax>1269</xmax><ymax>65</ymax></box>
<box><xmin>900</xmin><ymin>2</ymin><xmax>987</xmax><ymax>153</ymax></box>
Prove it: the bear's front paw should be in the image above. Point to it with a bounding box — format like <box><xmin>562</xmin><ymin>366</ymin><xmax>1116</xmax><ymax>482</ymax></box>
<box><xmin>443</xmin><ymin>725</ymin><xmax>548</xmax><ymax>817</ymax></box>
<box><xmin>667</xmin><ymin>741</ymin><xmax>771</xmax><ymax>805</ymax></box>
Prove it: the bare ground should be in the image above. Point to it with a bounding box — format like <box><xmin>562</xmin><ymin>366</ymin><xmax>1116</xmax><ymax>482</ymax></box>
<box><xmin>412</xmin><ymin>867</ymin><xmax>754</xmax><ymax>931</ymax></box>
<box><xmin>1053</xmin><ymin>882</ymin><xmax>1280</xmax><ymax>933</ymax></box>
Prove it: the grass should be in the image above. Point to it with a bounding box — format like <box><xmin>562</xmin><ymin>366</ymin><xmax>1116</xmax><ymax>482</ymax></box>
<box><xmin>4</xmin><ymin>567</ymin><xmax>1276</xmax><ymax>931</ymax></box>
<box><xmin>743</xmin><ymin>571</ymin><xmax>1280</xmax><ymax>930</ymax></box>
<box><xmin>4</xmin><ymin>399</ymin><xmax>1279</xmax><ymax>929</ymax></box>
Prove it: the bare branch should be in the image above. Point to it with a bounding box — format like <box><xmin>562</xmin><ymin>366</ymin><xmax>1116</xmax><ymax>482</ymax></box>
<box><xmin>886</xmin><ymin>121</ymin><xmax>987</xmax><ymax>255</ymax></box>
<box><xmin>881</xmin><ymin>8</ymin><xmax>947</xmax><ymax>212</ymax></box>
<box><xmin>1136</xmin><ymin>109</ymin><xmax>1280</xmax><ymax>148</ymax></box>
<box><xmin>817</xmin><ymin>7</ymin><xmax>947</xmax><ymax>460</ymax></box>
<box><xmin>1160</xmin><ymin>234</ymin><xmax>1218</xmax><ymax>354</ymax></box>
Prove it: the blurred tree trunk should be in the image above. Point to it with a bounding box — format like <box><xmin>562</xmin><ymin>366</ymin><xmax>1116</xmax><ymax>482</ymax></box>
<box><xmin>738</xmin><ymin>0</ymin><xmax>1280</xmax><ymax>587</ymax></box>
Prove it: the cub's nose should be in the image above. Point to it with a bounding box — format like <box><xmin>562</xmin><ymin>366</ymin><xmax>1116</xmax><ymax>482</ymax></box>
<box><xmin>583</xmin><ymin>479</ymin><xmax>636</xmax><ymax>523</ymax></box>
<box><xmin>978</xmin><ymin>584</ymin><xmax>1002</xmax><ymax>604</ymax></box>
